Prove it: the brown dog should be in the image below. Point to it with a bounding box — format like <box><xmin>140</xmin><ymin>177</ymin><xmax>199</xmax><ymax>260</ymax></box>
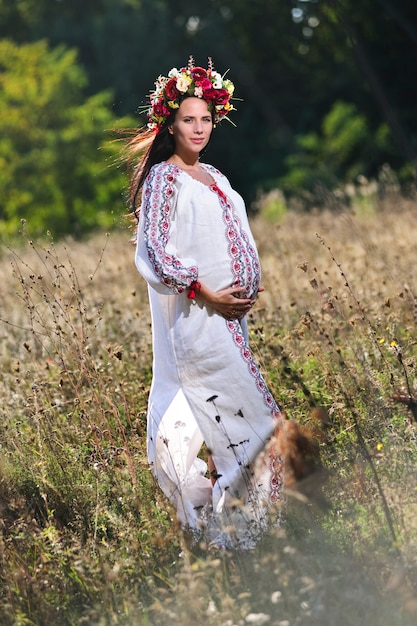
<box><xmin>262</xmin><ymin>409</ymin><xmax>329</xmax><ymax>507</ymax></box>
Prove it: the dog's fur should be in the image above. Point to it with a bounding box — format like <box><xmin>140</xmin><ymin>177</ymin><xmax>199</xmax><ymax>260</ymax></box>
<box><xmin>265</xmin><ymin>409</ymin><xmax>329</xmax><ymax>505</ymax></box>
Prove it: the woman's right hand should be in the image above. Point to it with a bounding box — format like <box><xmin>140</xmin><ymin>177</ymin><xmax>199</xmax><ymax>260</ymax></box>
<box><xmin>197</xmin><ymin>284</ymin><xmax>256</xmax><ymax>320</ymax></box>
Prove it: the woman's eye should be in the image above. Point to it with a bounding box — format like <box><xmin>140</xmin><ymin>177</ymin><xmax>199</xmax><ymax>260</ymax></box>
<box><xmin>182</xmin><ymin>117</ymin><xmax>212</xmax><ymax>123</ymax></box>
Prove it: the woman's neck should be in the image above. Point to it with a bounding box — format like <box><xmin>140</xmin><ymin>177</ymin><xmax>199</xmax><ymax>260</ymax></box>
<box><xmin>168</xmin><ymin>153</ymin><xmax>200</xmax><ymax>171</ymax></box>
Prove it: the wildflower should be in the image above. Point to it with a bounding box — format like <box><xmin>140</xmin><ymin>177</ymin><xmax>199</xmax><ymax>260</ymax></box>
<box><xmin>176</xmin><ymin>74</ymin><xmax>192</xmax><ymax>93</ymax></box>
<box><xmin>245</xmin><ymin>613</ymin><xmax>270</xmax><ymax>625</ymax></box>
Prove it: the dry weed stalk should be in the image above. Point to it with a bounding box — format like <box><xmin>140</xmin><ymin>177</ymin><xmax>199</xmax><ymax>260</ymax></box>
<box><xmin>1</xmin><ymin>201</ymin><xmax>417</xmax><ymax>624</ymax></box>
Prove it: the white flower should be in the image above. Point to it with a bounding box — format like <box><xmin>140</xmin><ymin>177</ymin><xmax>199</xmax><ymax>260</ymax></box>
<box><xmin>194</xmin><ymin>85</ymin><xmax>203</xmax><ymax>98</ymax></box>
<box><xmin>177</xmin><ymin>74</ymin><xmax>191</xmax><ymax>92</ymax></box>
<box><xmin>206</xmin><ymin>600</ymin><xmax>217</xmax><ymax>615</ymax></box>
<box><xmin>168</xmin><ymin>67</ymin><xmax>180</xmax><ymax>78</ymax></box>
<box><xmin>270</xmin><ymin>590</ymin><xmax>282</xmax><ymax>604</ymax></box>
<box><xmin>245</xmin><ymin>613</ymin><xmax>270</xmax><ymax>625</ymax></box>
<box><xmin>211</xmin><ymin>71</ymin><xmax>223</xmax><ymax>89</ymax></box>
<box><xmin>155</xmin><ymin>75</ymin><xmax>166</xmax><ymax>86</ymax></box>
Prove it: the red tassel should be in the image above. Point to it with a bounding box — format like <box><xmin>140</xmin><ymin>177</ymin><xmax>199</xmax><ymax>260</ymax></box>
<box><xmin>188</xmin><ymin>280</ymin><xmax>201</xmax><ymax>299</ymax></box>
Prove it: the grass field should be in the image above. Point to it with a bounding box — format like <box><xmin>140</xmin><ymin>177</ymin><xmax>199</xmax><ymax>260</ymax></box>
<box><xmin>0</xmin><ymin>192</ymin><xmax>416</xmax><ymax>625</ymax></box>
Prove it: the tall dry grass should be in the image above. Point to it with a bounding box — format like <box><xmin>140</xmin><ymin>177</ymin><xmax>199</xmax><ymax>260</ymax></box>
<box><xmin>0</xmin><ymin>191</ymin><xmax>416</xmax><ymax>625</ymax></box>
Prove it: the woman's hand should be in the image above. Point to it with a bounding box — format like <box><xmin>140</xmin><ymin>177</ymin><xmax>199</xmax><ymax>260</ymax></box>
<box><xmin>197</xmin><ymin>284</ymin><xmax>258</xmax><ymax>320</ymax></box>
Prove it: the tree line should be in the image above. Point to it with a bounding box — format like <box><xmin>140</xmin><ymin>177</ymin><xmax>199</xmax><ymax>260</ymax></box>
<box><xmin>0</xmin><ymin>0</ymin><xmax>416</xmax><ymax>237</ymax></box>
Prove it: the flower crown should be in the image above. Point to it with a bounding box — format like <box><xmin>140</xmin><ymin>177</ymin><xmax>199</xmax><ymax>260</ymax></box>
<box><xmin>145</xmin><ymin>56</ymin><xmax>236</xmax><ymax>132</ymax></box>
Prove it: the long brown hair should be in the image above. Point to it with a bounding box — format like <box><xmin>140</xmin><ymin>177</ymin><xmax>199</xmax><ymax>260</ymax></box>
<box><xmin>126</xmin><ymin>122</ymin><xmax>175</xmax><ymax>220</ymax></box>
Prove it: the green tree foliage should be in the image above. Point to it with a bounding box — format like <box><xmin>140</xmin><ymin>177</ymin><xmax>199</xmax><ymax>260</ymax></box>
<box><xmin>280</xmin><ymin>101</ymin><xmax>391</xmax><ymax>203</ymax></box>
<box><xmin>298</xmin><ymin>0</ymin><xmax>417</xmax><ymax>167</ymax></box>
<box><xmin>0</xmin><ymin>39</ymin><xmax>133</xmax><ymax>238</ymax></box>
<box><xmin>0</xmin><ymin>0</ymin><xmax>416</xmax><ymax>220</ymax></box>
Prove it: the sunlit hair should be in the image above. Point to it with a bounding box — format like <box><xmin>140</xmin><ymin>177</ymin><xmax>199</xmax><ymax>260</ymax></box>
<box><xmin>126</xmin><ymin>123</ymin><xmax>174</xmax><ymax>219</ymax></box>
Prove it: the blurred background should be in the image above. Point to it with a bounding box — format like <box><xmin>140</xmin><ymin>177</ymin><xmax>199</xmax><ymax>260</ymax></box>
<box><xmin>0</xmin><ymin>0</ymin><xmax>416</xmax><ymax>238</ymax></box>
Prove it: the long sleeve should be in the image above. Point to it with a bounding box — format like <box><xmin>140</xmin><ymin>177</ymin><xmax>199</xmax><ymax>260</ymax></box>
<box><xmin>135</xmin><ymin>163</ymin><xmax>199</xmax><ymax>295</ymax></box>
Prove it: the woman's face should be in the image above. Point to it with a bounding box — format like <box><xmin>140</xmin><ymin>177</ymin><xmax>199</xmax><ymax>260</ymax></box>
<box><xmin>169</xmin><ymin>97</ymin><xmax>213</xmax><ymax>159</ymax></box>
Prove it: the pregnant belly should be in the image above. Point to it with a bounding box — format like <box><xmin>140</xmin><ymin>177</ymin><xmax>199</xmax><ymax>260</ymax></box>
<box><xmin>229</xmin><ymin>242</ymin><xmax>261</xmax><ymax>299</ymax></box>
<box><xmin>199</xmin><ymin>247</ymin><xmax>261</xmax><ymax>300</ymax></box>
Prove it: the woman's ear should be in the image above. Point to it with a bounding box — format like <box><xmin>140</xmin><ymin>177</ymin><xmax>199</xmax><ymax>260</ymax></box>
<box><xmin>168</xmin><ymin>125</ymin><xmax>174</xmax><ymax>135</ymax></box>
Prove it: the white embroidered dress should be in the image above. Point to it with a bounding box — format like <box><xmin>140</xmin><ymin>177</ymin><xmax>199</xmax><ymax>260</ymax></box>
<box><xmin>135</xmin><ymin>161</ymin><xmax>283</xmax><ymax>547</ymax></box>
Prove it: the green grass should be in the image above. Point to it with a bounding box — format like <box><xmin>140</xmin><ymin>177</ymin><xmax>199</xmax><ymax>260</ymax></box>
<box><xmin>1</xmin><ymin>194</ymin><xmax>417</xmax><ymax>624</ymax></box>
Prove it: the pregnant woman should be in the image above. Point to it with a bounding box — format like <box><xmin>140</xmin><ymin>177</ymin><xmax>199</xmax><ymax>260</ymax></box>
<box><xmin>126</xmin><ymin>58</ymin><xmax>285</xmax><ymax>548</ymax></box>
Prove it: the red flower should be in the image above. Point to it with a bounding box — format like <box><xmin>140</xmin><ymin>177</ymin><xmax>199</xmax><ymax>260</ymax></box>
<box><xmin>214</xmin><ymin>89</ymin><xmax>230</xmax><ymax>106</ymax></box>
<box><xmin>165</xmin><ymin>78</ymin><xmax>179</xmax><ymax>101</ymax></box>
<box><xmin>192</xmin><ymin>67</ymin><xmax>208</xmax><ymax>81</ymax></box>
<box><xmin>202</xmin><ymin>87</ymin><xmax>218</xmax><ymax>101</ymax></box>
<box><xmin>198</xmin><ymin>77</ymin><xmax>213</xmax><ymax>91</ymax></box>
<box><xmin>153</xmin><ymin>100</ymin><xmax>170</xmax><ymax>117</ymax></box>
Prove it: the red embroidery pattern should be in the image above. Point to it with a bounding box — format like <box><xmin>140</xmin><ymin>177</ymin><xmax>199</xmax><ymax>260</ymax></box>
<box><xmin>143</xmin><ymin>163</ymin><xmax>198</xmax><ymax>292</ymax></box>
<box><xmin>206</xmin><ymin>176</ymin><xmax>278</xmax><ymax>414</ymax></box>
<box><xmin>269</xmin><ymin>452</ymin><xmax>284</xmax><ymax>504</ymax></box>
<box><xmin>226</xmin><ymin>319</ymin><xmax>280</xmax><ymax>413</ymax></box>
<box><xmin>209</xmin><ymin>180</ymin><xmax>260</xmax><ymax>299</ymax></box>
